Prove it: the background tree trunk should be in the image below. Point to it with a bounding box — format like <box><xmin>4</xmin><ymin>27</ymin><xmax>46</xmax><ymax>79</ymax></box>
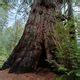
<box><xmin>2</xmin><ymin>0</ymin><xmax>62</xmax><ymax>72</ymax></box>
<box><xmin>67</xmin><ymin>0</ymin><xmax>76</xmax><ymax>41</ymax></box>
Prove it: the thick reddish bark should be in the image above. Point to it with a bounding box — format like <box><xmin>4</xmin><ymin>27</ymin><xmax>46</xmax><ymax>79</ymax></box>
<box><xmin>2</xmin><ymin>0</ymin><xmax>61</xmax><ymax>72</ymax></box>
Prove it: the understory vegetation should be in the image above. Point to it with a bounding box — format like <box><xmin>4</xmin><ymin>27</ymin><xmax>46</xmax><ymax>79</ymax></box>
<box><xmin>0</xmin><ymin>21</ymin><xmax>24</xmax><ymax>67</ymax></box>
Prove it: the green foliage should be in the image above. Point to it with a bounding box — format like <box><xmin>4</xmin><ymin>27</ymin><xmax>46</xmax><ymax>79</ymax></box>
<box><xmin>0</xmin><ymin>0</ymin><xmax>10</xmax><ymax>10</ymax></box>
<box><xmin>0</xmin><ymin>20</ymin><xmax>24</xmax><ymax>68</ymax></box>
<box><xmin>54</xmin><ymin>18</ymin><xmax>80</xmax><ymax>80</ymax></box>
<box><xmin>54</xmin><ymin>19</ymin><xmax>78</xmax><ymax>67</ymax></box>
<box><xmin>58</xmin><ymin>66</ymin><xmax>67</xmax><ymax>72</ymax></box>
<box><xmin>56</xmin><ymin>68</ymin><xmax>80</xmax><ymax>80</ymax></box>
<box><xmin>56</xmin><ymin>76</ymin><xmax>66</xmax><ymax>80</ymax></box>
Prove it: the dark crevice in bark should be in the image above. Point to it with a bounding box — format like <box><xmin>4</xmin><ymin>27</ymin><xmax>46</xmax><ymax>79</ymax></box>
<box><xmin>39</xmin><ymin>11</ymin><xmax>43</xmax><ymax>15</ymax></box>
<box><xmin>37</xmin><ymin>39</ymin><xmax>48</xmax><ymax>68</ymax></box>
<box><xmin>32</xmin><ymin>9</ymin><xmax>36</xmax><ymax>13</ymax></box>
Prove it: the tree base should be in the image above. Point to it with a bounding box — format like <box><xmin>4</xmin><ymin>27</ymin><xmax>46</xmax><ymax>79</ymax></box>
<box><xmin>2</xmin><ymin>2</ymin><xmax>57</xmax><ymax>73</ymax></box>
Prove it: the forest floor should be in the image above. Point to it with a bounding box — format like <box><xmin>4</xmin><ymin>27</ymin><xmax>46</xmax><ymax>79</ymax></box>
<box><xmin>0</xmin><ymin>69</ymin><xmax>57</xmax><ymax>80</ymax></box>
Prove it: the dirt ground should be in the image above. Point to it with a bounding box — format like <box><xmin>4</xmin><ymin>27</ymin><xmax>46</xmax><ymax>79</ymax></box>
<box><xmin>0</xmin><ymin>69</ymin><xmax>57</xmax><ymax>80</ymax></box>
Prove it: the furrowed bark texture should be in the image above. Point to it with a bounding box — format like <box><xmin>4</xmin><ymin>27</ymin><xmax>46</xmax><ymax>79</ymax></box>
<box><xmin>2</xmin><ymin>0</ymin><xmax>61</xmax><ymax>72</ymax></box>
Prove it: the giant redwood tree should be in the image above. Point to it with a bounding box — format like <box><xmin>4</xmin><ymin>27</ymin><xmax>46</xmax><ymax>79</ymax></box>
<box><xmin>2</xmin><ymin>0</ymin><xmax>63</xmax><ymax>72</ymax></box>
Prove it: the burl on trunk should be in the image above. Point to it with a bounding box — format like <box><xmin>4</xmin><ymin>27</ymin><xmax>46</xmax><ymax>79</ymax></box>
<box><xmin>2</xmin><ymin>0</ymin><xmax>61</xmax><ymax>72</ymax></box>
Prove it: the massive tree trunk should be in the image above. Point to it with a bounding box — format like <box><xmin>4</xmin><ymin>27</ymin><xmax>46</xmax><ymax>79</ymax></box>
<box><xmin>2</xmin><ymin>0</ymin><xmax>62</xmax><ymax>72</ymax></box>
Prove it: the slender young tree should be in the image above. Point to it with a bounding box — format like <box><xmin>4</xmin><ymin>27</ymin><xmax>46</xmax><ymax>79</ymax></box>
<box><xmin>67</xmin><ymin>0</ymin><xmax>76</xmax><ymax>42</ymax></box>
